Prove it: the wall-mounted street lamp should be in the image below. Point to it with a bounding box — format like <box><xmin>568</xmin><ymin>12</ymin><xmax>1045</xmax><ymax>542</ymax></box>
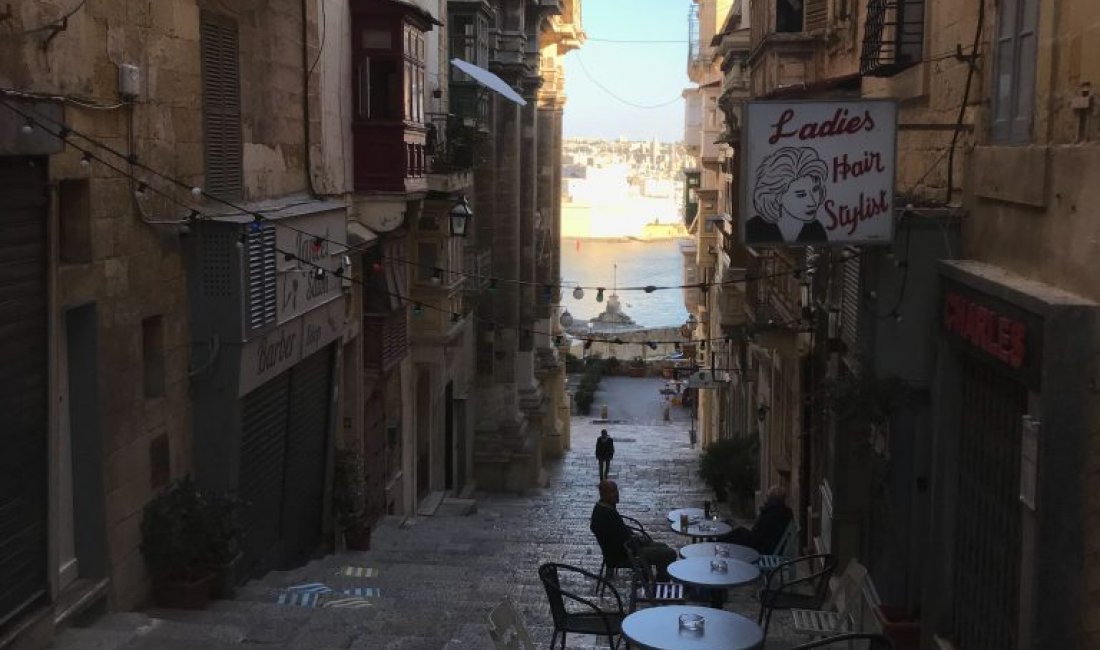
<box><xmin>450</xmin><ymin>195</ymin><xmax>473</xmax><ymax>237</ymax></box>
<box><xmin>757</xmin><ymin>404</ymin><xmax>770</xmax><ymax>422</ymax></box>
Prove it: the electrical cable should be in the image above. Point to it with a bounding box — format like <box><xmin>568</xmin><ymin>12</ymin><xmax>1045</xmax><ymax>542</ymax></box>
<box><xmin>278</xmin><ymin>240</ymin><xmax>802</xmax><ymax>347</ymax></box>
<box><xmin>307</xmin><ymin>0</ymin><xmax>327</xmax><ymax>78</ymax></box>
<box><xmin>0</xmin><ymin>87</ymin><xmax>127</xmax><ymax>111</ymax></box>
<box><xmin>585</xmin><ymin>37</ymin><xmax>688</xmax><ymax>44</ymax></box>
<box><xmin>1</xmin><ymin>0</ymin><xmax>86</xmax><ymax>37</ymax></box>
<box><xmin>572</xmin><ymin>52</ymin><xmax>684</xmax><ymax>109</ymax></box>
<box><xmin>945</xmin><ymin>0</ymin><xmax>984</xmax><ymax>205</ymax></box>
<box><xmin>876</xmin><ymin>217</ymin><xmax>913</xmax><ymax>320</ymax></box>
<box><xmin>0</xmin><ymin>93</ymin><xmax>871</xmax><ymax>293</ymax></box>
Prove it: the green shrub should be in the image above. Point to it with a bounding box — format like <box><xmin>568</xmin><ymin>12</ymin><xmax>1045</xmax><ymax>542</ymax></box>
<box><xmin>574</xmin><ymin>388</ymin><xmax>594</xmax><ymax>414</ymax></box>
<box><xmin>698</xmin><ymin>435</ymin><xmax>760</xmax><ymax>503</ymax></box>
<box><xmin>564</xmin><ymin>353</ymin><xmax>583</xmax><ymax>374</ymax></box>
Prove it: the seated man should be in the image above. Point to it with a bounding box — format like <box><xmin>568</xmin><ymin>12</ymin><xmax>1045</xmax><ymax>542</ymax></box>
<box><xmin>719</xmin><ymin>485</ymin><xmax>794</xmax><ymax>553</ymax></box>
<box><xmin>590</xmin><ymin>480</ymin><xmax>677</xmax><ymax>581</ymax></box>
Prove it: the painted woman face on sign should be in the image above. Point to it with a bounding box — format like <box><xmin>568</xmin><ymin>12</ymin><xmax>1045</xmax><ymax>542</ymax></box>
<box><xmin>748</xmin><ymin>146</ymin><xmax>830</xmax><ymax>244</ymax></box>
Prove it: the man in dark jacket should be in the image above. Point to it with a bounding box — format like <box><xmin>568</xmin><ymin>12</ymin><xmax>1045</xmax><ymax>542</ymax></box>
<box><xmin>720</xmin><ymin>485</ymin><xmax>794</xmax><ymax>553</ymax></box>
<box><xmin>595</xmin><ymin>429</ymin><xmax>615</xmax><ymax>480</ymax></box>
<box><xmin>590</xmin><ymin>480</ymin><xmax>676</xmax><ymax>580</ymax></box>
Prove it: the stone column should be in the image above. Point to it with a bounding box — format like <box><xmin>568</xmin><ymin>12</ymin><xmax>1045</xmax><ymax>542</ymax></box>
<box><xmin>516</xmin><ymin>82</ymin><xmax>539</xmax><ymax>388</ymax></box>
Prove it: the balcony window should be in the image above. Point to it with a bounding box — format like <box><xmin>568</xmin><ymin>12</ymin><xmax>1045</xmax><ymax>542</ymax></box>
<box><xmin>448</xmin><ymin>5</ymin><xmax>492</xmax><ymax>126</ymax></box>
<box><xmin>351</xmin><ymin>0</ymin><xmax>435</xmax><ymax>192</ymax></box>
<box><xmin>860</xmin><ymin>0</ymin><xmax>925</xmax><ymax>77</ymax></box>
<box><xmin>776</xmin><ymin>0</ymin><xmax>803</xmax><ymax>33</ymax></box>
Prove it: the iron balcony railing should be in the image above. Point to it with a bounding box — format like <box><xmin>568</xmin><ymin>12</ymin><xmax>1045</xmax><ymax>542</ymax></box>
<box><xmin>861</xmin><ymin>0</ymin><xmax>925</xmax><ymax>77</ymax></box>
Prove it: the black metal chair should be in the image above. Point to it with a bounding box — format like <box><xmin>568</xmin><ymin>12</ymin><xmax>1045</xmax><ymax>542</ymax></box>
<box><xmin>593</xmin><ymin>514</ymin><xmax>650</xmax><ymax>596</ymax></box>
<box><xmin>537</xmin><ymin>563</ymin><xmax>626</xmax><ymax>649</ymax></box>
<box><xmin>790</xmin><ymin>632</ymin><xmax>894</xmax><ymax>649</ymax></box>
<box><xmin>622</xmin><ymin>537</ymin><xmax>685</xmax><ymax>612</ymax></box>
<box><xmin>758</xmin><ymin>553</ymin><xmax>837</xmax><ymax>639</ymax></box>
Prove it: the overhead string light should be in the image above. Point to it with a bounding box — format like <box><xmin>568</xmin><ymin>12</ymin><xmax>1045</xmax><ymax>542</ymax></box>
<box><xmin>0</xmin><ymin>97</ymin><xmax>871</xmax><ymax>301</ymax></box>
<box><xmin>275</xmin><ymin>241</ymin><xmax>801</xmax><ymax>349</ymax></box>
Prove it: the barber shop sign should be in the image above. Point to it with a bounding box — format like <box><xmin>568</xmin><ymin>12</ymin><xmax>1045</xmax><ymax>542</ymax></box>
<box><xmin>740</xmin><ymin>99</ymin><xmax>897</xmax><ymax>246</ymax></box>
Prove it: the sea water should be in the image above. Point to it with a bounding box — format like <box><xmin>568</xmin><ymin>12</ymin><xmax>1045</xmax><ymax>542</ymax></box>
<box><xmin>559</xmin><ymin>238</ymin><xmax>689</xmax><ymax>329</ymax></box>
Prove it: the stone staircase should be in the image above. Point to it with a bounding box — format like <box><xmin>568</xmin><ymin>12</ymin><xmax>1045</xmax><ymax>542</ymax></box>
<box><xmin>48</xmin><ymin>419</ymin><xmax>801</xmax><ymax>650</ymax></box>
<box><xmin>48</xmin><ymin>509</ymin><xmax>624</xmax><ymax>650</ymax></box>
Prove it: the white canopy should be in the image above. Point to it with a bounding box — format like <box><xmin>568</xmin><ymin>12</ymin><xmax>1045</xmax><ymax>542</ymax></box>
<box><xmin>450</xmin><ymin>58</ymin><xmax>527</xmax><ymax>106</ymax></box>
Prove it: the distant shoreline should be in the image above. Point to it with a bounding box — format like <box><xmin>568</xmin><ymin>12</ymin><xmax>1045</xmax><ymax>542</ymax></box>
<box><xmin>564</xmin><ymin>236</ymin><xmax>691</xmax><ymax>243</ymax></box>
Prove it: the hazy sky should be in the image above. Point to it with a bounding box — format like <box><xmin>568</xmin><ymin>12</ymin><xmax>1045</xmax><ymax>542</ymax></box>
<box><xmin>562</xmin><ymin>0</ymin><xmax>691</xmax><ymax>142</ymax></box>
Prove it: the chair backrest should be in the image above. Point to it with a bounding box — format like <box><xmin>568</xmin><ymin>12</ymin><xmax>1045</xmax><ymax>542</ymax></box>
<box><xmin>826</xmin><ymin>561</ymin><xmax>869</xmax><ymax>630</ymax></box>
<box><xmin>488</xmin><ymin>598</ymin><xmax>535</xmax><ymax>650</ymax></box>
<box><xmin>537</xmin><ymin>564</ymin><xmax>568</xmax><ymax>627</ymax></box>
<box><xmin>623</xmin><ymin>538</ymin><xmax>655</xmax><ymax>599</ymax></box>
<box><xmin>772</xmin><ymin>520</ymin><xmax>798</xmax><ymax>556</ymax></box>
<box><xmin>790</xmin><ymin>632</ymin><xmax>894</xmax><ymax>649</ymax></box>
<box><xmin>764</xmin><ymin>553</ymin><xmax>838</xmax><ymax>610</ymax></box>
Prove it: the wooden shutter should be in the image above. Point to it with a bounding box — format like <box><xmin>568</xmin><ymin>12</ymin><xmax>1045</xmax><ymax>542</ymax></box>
<box><xmin>201</xmin><ymin>13</ymin><xmax>243</xmax><ymax>198</ymax></box>
<box><xmin>1011</xmin><ymin>0</ymin><xmax>1039</xmax><ymax>143</ymax></box>
<box><xmin>805</xmin><ymin>0</ymin><xmax>828</xmax><ymax>31</ymax></box>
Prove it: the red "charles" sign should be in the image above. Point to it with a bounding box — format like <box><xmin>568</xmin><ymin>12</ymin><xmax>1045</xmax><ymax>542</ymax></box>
<box><xmin>943</xmin><ymin>292</ymin><xmax>1027</xmax><ymax>368</ymax></box>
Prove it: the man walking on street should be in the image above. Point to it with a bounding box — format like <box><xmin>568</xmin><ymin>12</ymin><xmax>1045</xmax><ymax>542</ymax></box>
<box><xmin>596</xmin><ymin>429</ymin><xmax>614</xmax><ymax>480</ymax></box>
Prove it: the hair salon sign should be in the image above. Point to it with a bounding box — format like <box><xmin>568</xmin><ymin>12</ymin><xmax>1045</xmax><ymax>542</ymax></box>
<box><xmin>740</xmin><ymin>100</ymin><xmax>897</xmax><ymax>246</ymax></box>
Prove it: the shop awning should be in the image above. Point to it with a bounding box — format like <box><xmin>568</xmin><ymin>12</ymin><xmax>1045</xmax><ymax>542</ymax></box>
<box><xmin>450</xmin><ymin>59</ymin><xmax>527</xmax><ymax>106</ymax></box>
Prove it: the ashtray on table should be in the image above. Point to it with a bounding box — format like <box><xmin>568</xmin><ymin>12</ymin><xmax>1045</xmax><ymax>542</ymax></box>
<box><xmin>678</xmin><ymin>612</ymin><xmax>705</xmax><ymax>633</ymax></box>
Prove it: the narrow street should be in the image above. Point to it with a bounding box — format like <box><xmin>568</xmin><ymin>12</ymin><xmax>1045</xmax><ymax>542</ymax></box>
<box><xmin>51</xmin><ymin>377</ymin><xmax>799</xmax><ymax>649</ymax></box>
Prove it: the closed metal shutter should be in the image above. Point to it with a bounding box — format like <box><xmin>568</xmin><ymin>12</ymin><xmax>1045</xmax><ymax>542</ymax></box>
<box><xmin>0</xmin><ymin>157</ymin><xmax>48</xmax><ymax>629</ymax></box>
<box><xmin>839</xmin><ymin>251</ymin><xmax>861</xmax><ymax>354</ymax></box>
<box><xmin>280</xmin><ymin>346</ymin><xmax>333</xmax><ymax>564</ymax></box>
<box><xmin>238</xmin><ymin>372</ymin><xmax>290</xmax><ymax>577</ymax></box>
<box><xmin>952</xmin><ymin>355</ymin><xmax>1026</xmax><ymax>650</ymax></box>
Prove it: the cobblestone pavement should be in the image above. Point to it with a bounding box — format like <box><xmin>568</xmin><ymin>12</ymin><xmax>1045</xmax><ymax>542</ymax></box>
<box><xmin>51</xmin><ymin>377</ymin><xmax>802</xmax><ymax>650</ymax></box>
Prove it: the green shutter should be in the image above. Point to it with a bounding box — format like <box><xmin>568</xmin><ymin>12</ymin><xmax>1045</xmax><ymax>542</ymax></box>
<box><xmin>201</xmin><ymin>13</ymin><xmax>244</xmax><ymax>198</ymax></box>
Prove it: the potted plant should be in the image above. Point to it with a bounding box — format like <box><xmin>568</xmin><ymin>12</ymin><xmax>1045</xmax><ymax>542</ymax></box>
<box><xmin>201</xmin><ymin>491</ymin><xmax>245</xmax><ymax>599</ymax></box>
<box><xmin>698</xmin><ymin>435</ymin><xmax>760</xmax><ymax>517</ymax></box>
<box><xmin>140</xmin><ymin>477</ymin><xmax>218</xmax><ymax>609</ymax></box>
<box><xmin>334</xmin><ymin>449</ymin><xmax>372</xmax><ymax>551</ymax></box>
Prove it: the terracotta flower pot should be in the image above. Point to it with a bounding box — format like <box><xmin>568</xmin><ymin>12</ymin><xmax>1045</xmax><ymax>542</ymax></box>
<box><xmin>206</xmin><ymin>552</ymin><xmax>243</xmax><ymax>600</ymax></box>
<box><xmin>344</xmin><ymin>526</ymin><xmax>372</xmax><ymax>551</ymax></box>
<box><xmin>154</xmin><ymin>571</ymin><xmax>216</xmax><ymax>610</ymax></box>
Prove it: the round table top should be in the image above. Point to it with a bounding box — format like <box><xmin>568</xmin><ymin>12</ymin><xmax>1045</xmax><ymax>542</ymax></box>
<box><xmin>679</xmin><ymin>542</ymin><xmax>761</xmax><ymax>564</ymax></box>
<box><xmin>667</xmin><ymin>508</ymin><xmax>706</xmax><ymax>523</ymax></box>
<box><xmin>669</xmin><ymin>520</ymin><xmax>733</xmax><ymax>538</ymax></box>
<box><xmin>621</xmin><ymin>605</ymin><xmax>764</xmax><ymax>650</ymax></box>
<box><xmin>668</xmin><ymin>557</ymin><xmax>760</xmax><ymax>589</ymax></box>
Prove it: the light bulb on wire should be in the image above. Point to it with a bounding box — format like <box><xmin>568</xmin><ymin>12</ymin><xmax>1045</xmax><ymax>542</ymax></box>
<box><xmin>79</xmin><ymin>152</ymin><xmax>92</xmax><ymax>168</ymax></box>
<box><xmin>596</xmin><ymin>288</ymin><xmax>605</xmax><ymax>303</ymax></box>
<box><xmin>572</xmin><ymin>286</ymin><xmax>584</xmax><ymax>300</ymax></box>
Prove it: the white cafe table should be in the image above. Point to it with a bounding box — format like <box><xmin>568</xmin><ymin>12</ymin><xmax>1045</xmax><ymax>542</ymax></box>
<box><xmin>667</xmin><ymin>556</ymin><xmax>761</xmax><ymax>609</ymax></box>
<box><xmin>621</xmin><ymin>605</ymin><xmax>764</xmax><ymax>650</ymax></box>
<box><xmin>667</xmin><ymin>507</ymin><xmax>706</xmax><ymax>523</ymax></box>
<box><xmin>669</xmin><ymin>519</ymin><xmax>733</xmax><ymax>539</ymax></box>
<box><xmin>679</xmin><ymin>541</ymin><xmax>760</xmax><ymax>565</ymax></box>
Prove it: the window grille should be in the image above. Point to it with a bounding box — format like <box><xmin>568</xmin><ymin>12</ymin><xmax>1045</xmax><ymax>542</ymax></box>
<box><xmin>860</xmin><ymin>0</ymin><xmax>925</xmax><ymax>77</ymax></box>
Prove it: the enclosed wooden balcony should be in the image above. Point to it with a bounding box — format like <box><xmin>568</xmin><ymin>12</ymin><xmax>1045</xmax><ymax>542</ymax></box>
<box><xmin>363</xmin><ymin>309</ymin><xmax>409</xmax><ymax>375</ymax></box>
